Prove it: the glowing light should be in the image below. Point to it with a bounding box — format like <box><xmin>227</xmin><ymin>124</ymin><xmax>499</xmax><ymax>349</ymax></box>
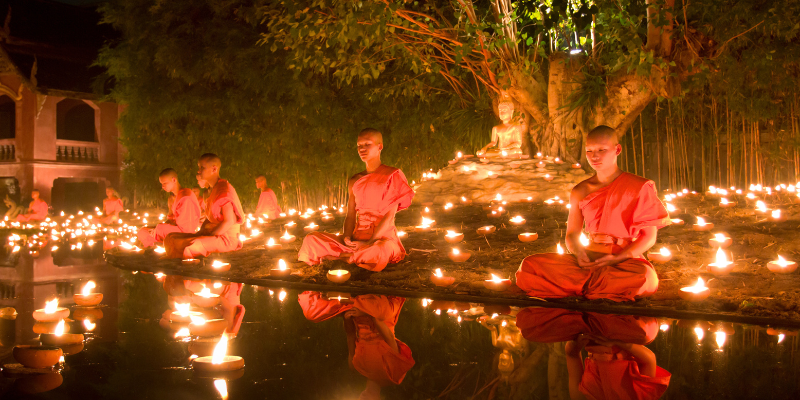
<box><xmin>81</xmin><ymin>281</ymin><xmax>96</xmax><ymax>296</ymax></box>
<box><xmin>556</xmin><ymin>243</ymin><xmax>564</xmax><ymax>254</ymax></box>
<box><xmin>715</xmin><ymin>331</ymin><xmax>726</xmax><ymax>348</ymax></box>
<box><xmin>771</xmin><ymin>209</ymin><xmax>781</xmax><ymax>219</ymax></box>
<box><xmin>83</xmin><ymin>319</ymin><xmax>96</xmax><ymax>331</ymax></box>
<box><xmin>659</xmin><ymin>247</ymin><xmax>671</xmax><ymax>257</ymax></box>
<box><xmin>579</xmin><ymin>233</ymin><xmax>590</xmax><ymax>247</ymax></box>
<box><xmin>211</xmin><ymin>333</ymin><xmax>229</xmax><ymax>364</ymax></box>
<box><xmin>696</xmin><ymin>216</ymin><xmax>707</xmax><ymax>226</ymax></box>
<box><xmin>434</xmin><ymin>268</ymin><xmax>444</xmax><ymax>277</ymax></box>
<box><xmin>174</xmin><ymin>327</ymin><xmax>190</xmax><ymax>338</ymax></box>
<box><xmin>54</xmin><ymin>320</ymin><xmax>65</xmax><ymax>336</ymax></box>
<box><xmin>214</xmin><ymin>379</ymin><xmax>228</xmax><ymax>400</ymax></box>
<box><xmin>694</xmin><ymin>327</ymin><xmax>704</xmax><ymax>341</ymax></box>
<box><xmin>756</xmin><ymin>201</ymin><xmax>768</xmax><ymax>212</ymax></box>
<box><xmin>660</xmin><ymin>324</ymin><xmax>670</xmax><ymax>332</ymax></box>
<box><xmin>278</xmin><ymin>290</ymin><xmax>287</xmax><ymax>302</ymax></box>
<box><xmin>778</xmin><ymin>334</ymin><xmax>786</xmax><ymax>343</ymax></box>
<box><xmin>666</xmin><ymin>203</ymin><xmax>676</xmax><ymax>212</ymax></box>
<box><xmin>682</xmin><ymin>277</ymin><xmax>708</xmax><ymax>294</ymax></box>
<box><xmin>44</xmin><ymin>299</ymin><xmax>59</xmax><ymax>314</ymax></box>
<box><xmin>277</xmin><ymin>259</ymin><xmax>288</xmax><ymax>271</ymax></box>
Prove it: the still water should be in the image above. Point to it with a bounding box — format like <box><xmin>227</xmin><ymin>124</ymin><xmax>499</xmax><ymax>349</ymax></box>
<box><xmin>1</xmin><ymin>248</ymin><xmax>799</xmax><ymax>399</ymax></box>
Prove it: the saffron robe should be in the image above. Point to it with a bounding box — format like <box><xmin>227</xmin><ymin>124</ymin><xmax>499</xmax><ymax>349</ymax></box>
<box><xmin>137</xmin><ymin>188</ymin><xmax>202</xmax><ymax>247</ymax></box>
<box><xmin>164</xmin><ymin>179</ymin><xmax>244</xmax><ymax>258</ymax></box>
<box><xmin>100</xmin><ymin>197</ymin><xmax>124</xmax><ymax>224</ymax></box>
<box><xmin>255</xmin><ymin>188</ymin><xmax>282</xmax><ymax>219</ymax></box>
<box><xmin>297</xmin><ymin>165</ymin><xmax>414</xmax><ymax>271</ymax></box>
<box><xmin>516</xmin><ymin>172</ymin><xmax>669</xmax><ymax>302</ymax></box>
<box><xmin>297</xmin><ymin>292</ymin><xmax>415</xmax><ymax>386</ymax></box>
<box><xmin>580</xmin><ymin>358</ymin><xmax>671</xmax><ymax>400</ymax></box>
<box><xmin>16</xmin><ymin>199</ymin><xmax>48</xmax><ymax>222</ymax></box>
<box><xmin>516</xmin><ymin>308</ymin><xmax>659</xmax><ymax>345</ymax></box>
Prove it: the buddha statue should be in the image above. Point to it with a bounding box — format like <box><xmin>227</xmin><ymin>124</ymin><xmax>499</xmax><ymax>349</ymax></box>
<box><xmin>477</xmin><ymin>98</ymin><xmax>527</xmax><ymax>158</ymax></box>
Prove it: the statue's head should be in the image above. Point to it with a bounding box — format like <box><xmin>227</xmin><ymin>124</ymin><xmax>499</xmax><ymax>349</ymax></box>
<box><xmin>497</xmin><ymin>93</ymin><xmax>515</xmax><ymax>122</ymax></box>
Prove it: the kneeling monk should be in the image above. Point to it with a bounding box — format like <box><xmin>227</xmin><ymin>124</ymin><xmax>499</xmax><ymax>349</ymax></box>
<box><xmin>516</xmin><ymin>125</ymin><xmax>669</xmax><ymax>302</ymax></box>
<box><xmin>164</xmin><ymin>154</ymin><xmax>244</xmax><ymax>259</ymax></box>
<box><xmin>137</xmin><ymin>168</ymin><xmax>202</xmax><ymax>248</ymax></box>
<box><xmin>16</xmin><ymin>189</ymin><xmax>48</xmax><ymax>222</ymax></box>
<box><xmin>99</xmin><ymin>187</ymin><xmax>124</xmax><ymax>224</ymax></box>
<box><xmin>298</xmin><ymin>128</ymin><xmax>414</xmax><ymax>272</ymax></box>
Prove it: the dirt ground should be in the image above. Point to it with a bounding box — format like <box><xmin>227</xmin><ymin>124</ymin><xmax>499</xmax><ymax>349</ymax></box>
<box><xmin>107</xmin><ymin>190</ymin><xmax>800</xmax><ymax>325</ymax></box>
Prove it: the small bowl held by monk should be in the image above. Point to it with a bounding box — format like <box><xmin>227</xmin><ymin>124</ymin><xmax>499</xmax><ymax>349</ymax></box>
<box><xmin>13</xmin><ymin>345</ymin><xmax>62</xmax><ymax>369</ymax></box>
<box><xmin>430</xmin><ymin>273</ymin><xmax>455</xmax><ymax>287</ymax></box>
<box><xmin>476</xmin><ymin>226</ymin><xmax>496</xmax><ymax>235</ymax></box>
<box><xmin>189</xmin><ymin>318</ymin><xmax>228</xmax><ymax>337</ymax></box>
<box><xmin>73</xmin><ymin>293</ymin><xmax>103</xmax><ymax>307</ymax></box>
<box><xmin>518</xmin><ymin>233</ymin><xmax>538</xmax><ymax>243</ymax></box>
<box><xmin>327</xmin><ymin>269</ymin><xmax>351</xmax><ymax>283</ymax></box>
<box><xmin>33</xmin><ymin>308</ymin><xmax>69</xmax><ymax>322</ymax></box>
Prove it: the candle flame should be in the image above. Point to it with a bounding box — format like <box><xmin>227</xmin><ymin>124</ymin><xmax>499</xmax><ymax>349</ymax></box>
<box><xmin>434</xmin><ymin>268</ymin><xmax>443</xmax><ymax>277</ymax></box>
<box><xmin>666</xmin><ymin>203</ymin><xmax>676</xmax><ymax>212</ymax></box>
<box><xmin>154</xmin><ymin>246</ymin><xmax>165</xmax><ymax>254</ymax></box>
<box><xmin>776</xmin><ymin>255</ymin><xmax>790</xmax><ymax>268</ymax></box>
<box><xmin>715</xmin><ymin>331</ymin><xmax>726</xmax><ymax>348</ymax></box>
<box><xmin>713</xmin><ymin>233</ymin><xmax>726</xmax><ymax>242</ymax></box>
<box><xmin>756</xmin><ymin>200</ymin><xmax>767</xmax><ymax>212</ymax></box>
<box><xmin>510</xmin><ymin>216</ymin><xmax>524</xmax><ymax>223</ymax></box>
<box><xmin>695</xmin><ymin>327</ymin><xmax>705</xmax><ymax>341</ymax></box>
<box><xmin>211</xmin><ymin>260</ymin><xmax>228</xmax><ymax>269</ymax></box>
<box><xmin>278</xmin><ymin>290</ymin><xmax>287</xmax><ymax>302</ymax></box>
<box><xmin>81</xmin><ymin>281</ymin><xmax>95</xmax><ymax>296</ymax></box>
<box><xmin>83</xmin><ymin>319</ymin><xmax>96</xmax><ymax>331</ymax></box>
<box><xmin>267</xmin><ymin>238</ymin><xmax>276</xmax><ymax>246</ymax></box>
<box><xmin>211</xmin><ymin>333</ymin><xmax>229</xmax><ymax>364</ymax></box>
<box><xmin>54</xmin><ymin>319</ymin><xmax>65</xmax><ymax>336</ymax></box>
<box><xmin>659</xmin><ymin>247</ymin><xmax>671</xmax><ymax>256</ymax></box>
<box><xmin>579</xmin><ymin>233</ymin><xmax>590</xmax><ymax>247</ymax></box>
<box><xmin>421</xmin><ymin>217</ymin><xmax>435</xmax><ymax>227</ymax></box>
<box><xmin>174</xmin><ymin>327</ymin><xmax>189</xmax><ymax>338</ymax></box>
<box><xmin>778</xmin><ymin>334</ymin><xmax>786</xmax><ymax>343</ymax></box>
<box><xmin>175</xmin><ymin>302</ymin><xmax>191</xmax><ymax>315</ymax></box>
<box><xmin>771</xmin><ymin>209</ymin><xmax>781</xmax><ymax>219</ymax></box>
<box><xmin>197</xmin><ymin>285</ymin><xmax>214</xmax><ymax>298</ymax></box>
<box><xmin>696</xmin><ymin>217</ymin><xmax>706</xmax><ymax>226</ymax></box>
<box><xmin>659</xmin><ymin>323</ymin><xmax>670</xmax><ymax>332</ymax></box>
<box><xmin>712</xmin><ymin>247</ymin><xmax>731</xmax><ymax>266</ymax></box>
<box><xmin>556</xmin><ymin>243</ymin><xmax>564</xmax><ymax>255</ymax></box>
<box><xmin>329</xmin><ymin>270</ymin><xmax>348</xmax><ymax>276</ymax></box>
<box><xmin>452</xmin><ymin>248</ymin><xmax>460</xmax><ymax>255</ymax></box>
<box><xmin>214</xmin><ymin>379</ymin><xmax>228</xmax><ymax>400</ymax></box>
<box><xmin>682</xmin><ymin>277</ymin><xmax>708</xmax><ymax>293</ymax></box>
<box><xmin>281</xmin><ymin>231</ymin><xmax>293</xmax><ymax>239</ymax></box>
<box><xmin>445</xmin><ymin>230</ymin><xmax>459</xmax><ymax>237</ymax></box>
<box><xmin>489</xmin><ymin>274</ymin><xmax>503</xmax><ymax>283</ymax></box>
<box><xmin>277</xmin><ymin>259</ymin><xmax>288</xmax><ymax>271</ymax></box>
<box><xmin>44</xmin><ymin>298</ymin><xmax>59</xmax><ymax>314</ymax></box>
<box><xmin>720</xmin><ymin>198</ymin><xmax>728</xmax><ymax>205</ymax></box>
<box><xmin>190</xmin><ymin>315</ymin><xmax>206</xmax><ymax>325</ymax></box>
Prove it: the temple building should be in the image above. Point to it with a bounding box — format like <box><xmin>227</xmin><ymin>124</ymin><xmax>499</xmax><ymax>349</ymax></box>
<box><xmin>0</xmin><ymin>0</ymin><xmax>123</xmax><ymax>213</ymax></box>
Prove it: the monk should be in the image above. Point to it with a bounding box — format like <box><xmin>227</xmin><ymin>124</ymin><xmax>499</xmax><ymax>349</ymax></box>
<box><xmin>516</xmin><ymin>125</ymin><xmax>670</xmax><ymax>302</ymax></box>
<box><xmin>164</xmin><ymin>154</ymin><xmax>244</xmax><ymax>259</ymax></box>
<box><xmin>137</xmin><ymin>168</ymin><xmax>202</xmax><ymax>248</ymax></box>
<box><xmin>298</xmin><ymin>128</ymin><xmax>414</xmax><ymax>272</ymax></box>
<box><xmin>254</xmin><ymin>174</ymin><xmax>281</xmax><ymax>219</ymax></box>
<box><xmin>16</xmin><ymin>189</ymin><xmax>49</xmax><ymax>222</ymax></box>
<box><xmin>99</xmin><ymin>187</ymin><xmax>124</xmax><ymax>224</ymax></box>
<box><xmin>297</xmin><ymin>292</ymin><xmax>415</xmax><ymax>398</ymax></box>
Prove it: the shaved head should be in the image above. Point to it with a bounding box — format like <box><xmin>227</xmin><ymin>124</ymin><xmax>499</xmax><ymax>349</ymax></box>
<box><xmin>255</xmin><ymin>174</ymin><xmax>266</xmax><ymax>180</ymax></box>
<box><xmin>358</xmin><ymin>128</ymin><xmax>383</xmax><ymax>145</ymax></box>
<box><xmin>199</xmin><ymin>153</ymin><xmax>222</xmax><ymax>168</ymax></box>
<box><xmin>159</xmin><ymin>168</ymin><xmax>178</xmax><ymax>179</ymax></box>
<box><xmin>586</xmin><ymin>125</ymin><xmax>619</xmax><ymax>145</ymax></box>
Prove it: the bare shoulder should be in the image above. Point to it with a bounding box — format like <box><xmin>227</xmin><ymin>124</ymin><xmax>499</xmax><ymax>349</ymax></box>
<box><xmin>570</xmin><ymin>177</ymin><xmax>595</xmax><ymax>202</ymax></box>
<box><xmin>348</xmin><ymin>172</ymin><xmax>367</xmax><ymax>188</ymax></box>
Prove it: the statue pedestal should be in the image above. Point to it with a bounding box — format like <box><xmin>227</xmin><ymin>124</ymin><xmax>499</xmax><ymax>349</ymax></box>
<box><xmin>413</xmin><ymin>156</ymin><xmax>587</xmax><ymax>204</ymax></box>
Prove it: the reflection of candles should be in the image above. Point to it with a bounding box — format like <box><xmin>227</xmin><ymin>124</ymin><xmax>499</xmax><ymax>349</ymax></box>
<box><xmin>33</xmin><ymin>299</ymin><xmax>69</xmax><ymax>322</ymax></box>
<box><xmin>708</xmin><ymin>248</ymin><xmax>734</xmax><ymax>275</ymax></box>
<box><xmin>280</xmin><ymin>231</ymin><xmax>296</xmax><ymax>244</ymax></box>
<box><xmin>40</xmin><ymin>320</ymin><xmax>84</xmax><ymax>346</ymax></box>
<box><xmin>708</xmin><ymin>233</ymin><xmax>732</xmax><ymax>249</ymax></box>
<box><xmin>193</xmin><ymin>285</ymin><xmax>221</xmax><ymax>308</ymax></box>
<box><xmin>647</xmin><ymin>247</ymin><xmax>672</xmax><ymax>263</ymax></box>
<box><xmin>679</xmin><ymin>277</ymin><xmax>710</xmax><ymax>301</ymax></box>
<box><xmin>270</xmin><ymin>259</ymin><xmax>292</xmax><ymax>278</ymax></box>
<box><xmin>430</xmin><ymin>268</ymin><xmax>455</xmax><ymax>286</ymax></box>
<box><xmin>327</xmin><ymin>269</ymin><xmax>351</xmax><ymax>283</ymax></box>
<box><xmin>210</xmin><ymin>260</ymin><xmax>231</xmax><ymax>272</ymax></box>
<box><xmin>444</xmin><ymin>230</ymin><xmax>464</xmax><ymax>243</ymax></box>
<box><xmin>192</xmin><ymin>333</ymin><xmax>245</xmax><ymax>372</ymax></box>
<box><xmin>518</xmin><ymin>232</ymin><xmax>538</xmax><ymax>242</ymax></box>
<box><xmin>483</xmin><ymin>274</ymin><xmax>512</xmax><ymax>291</ymax></box>
<box><xmin>73</xmin><ymin>281</ymin><xmax>103</xmax><ymax>306</ymax></box>
<box><xmin>265</xmin><ymin>238</ymin><xmax>282</xmax><ymax>250</ymax></box>
<box><xmin>170</xmin><ymin>302</ymin><xmax>203</xmax><ymax>323</ymax></box>
<box><xmin>448</xmin><ymin>248</ymin><xmax>471</xmax><ymax>262</ymax></box>
<box><xmin>476</xmin><ymin>225</ymin><xmax>496</xmax><ymax>235</ymax></box>
<box><xmin>692</xmin><ymin>217</ymin><xmax>714</xmax><ymax>231</ymax></box>
<box><xmin>767</xmin><ymin>255</ymin><xmax>798</xmax><ymax>274</ymax></box>
<box><xmin>509</xmin><ymin>216</ymin><xmax>526</xmax><ymax>225</ymax></box>
<box><xmin>12</xmin><ymin>345</ymin><xmax>62</xmax><ymax>369</ymax></box>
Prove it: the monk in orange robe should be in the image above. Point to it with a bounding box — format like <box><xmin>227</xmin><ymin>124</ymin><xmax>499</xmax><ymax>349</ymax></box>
<box><xmin>137</xmin><ymin>168</ymin><xmax>202</xmax><ymax>248</ymax></box>
<box><xmin>16</xmin><ymin>189</ymin><xmax>49</xmax><ymax>222</ymax></box>
<box><xmin>164</xmin><ymin>153</ymin><xmax>245</xmax><ymax>259</ymax></box>
<box><xmin>298</xmin><ymin>128</ymin><xmax>414</xmax><ymax>272</ymax></box>
<box><xmin>254</xmin><ymin>174</ymin><xmax>282</xmax><ymax>219</ymax></box>
<box><xmin>99</xmin><ymin>187</ymin><xmax>124</xmax><ymax>224</ymax></box>
<box><xmin>297</xmin><ymin>291</ymin><xmax>415</xmax><ymax>398</ymax></box>
<box><xmin>516</xmin><ymin>126</ymin><xmax>670</xmax><ymax>302</ymax></box>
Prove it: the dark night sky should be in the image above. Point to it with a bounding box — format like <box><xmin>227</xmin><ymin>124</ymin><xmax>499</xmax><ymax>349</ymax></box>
<box><xmin>51</xmin><ymin>0</ymin><xmax>106</xmax><ymax>6</ymax></box>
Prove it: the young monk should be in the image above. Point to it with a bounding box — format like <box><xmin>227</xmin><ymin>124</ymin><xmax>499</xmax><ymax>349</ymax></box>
<box><xmin>16</xmin><ymin>189</ymin><xmax>49</xmax><ymax>222</ymax></box>
<box><xmin>516</xmin><ymin>125</ymin><xmax>669</xmax><ymax>302</ymax></box>
<box><xmin>137</xmin><ymin>168</ymin><xmax>202</xmax><ymax>248</ymax></box>
<box><xmin>99</xmin><ymin>187</ymin><xmax>124</xmax><ymax>224</ymax></box>
<box><xmin>164</xmin><ymin>154</ymin><xmax>244</xmax><ymax>259</ymax></box>
<box><xmin>298</xmin><ymin>128</ymin><xmax>414</xmax><ymax>272</ymax></box>
<box><xmin>254</xmin><ymin>174</ymin><xmax>281</xmax><ymax>219</ymax></box>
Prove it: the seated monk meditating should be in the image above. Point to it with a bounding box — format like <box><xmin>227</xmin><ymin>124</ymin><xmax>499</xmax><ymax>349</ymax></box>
<box><xmin>254</xmin><ymin>174</ymin><xmax>282</xmax><ymax>219</ymax></box>
<box><xmin>476</xmin><ymin>96</ymin><xmax>527</xmax><ymax>158</ymax></box>
<box><xmin>516</xmin><ymin>125</ymin><xmax>670</xmax><ymax>302</ymax></box>
<box><xmin>16</xmin><ymin>189</ymin><xmax>49</xmax><ymax>222</ymax></box>
<box><xmin>137</xmin><ymin>168</ymin><xmax>202</xmax><ymax>248</ymax></box>
<box><xmin>99</xmin><ymin>187</ymin><xmax>124</xmax><ymax>224</ymax></box>
<box><xmin>164</xmin><ymin>153</ymin><xmax>245</xmax><ymax>259</ymax></box>
<box><xmin>298</xmin><ymin>128</ymin><xmax>414</xmax><ymax>272</ymax></box>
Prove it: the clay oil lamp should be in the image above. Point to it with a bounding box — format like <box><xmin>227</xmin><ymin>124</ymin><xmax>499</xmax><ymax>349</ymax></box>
<box><xmin>692</xmin><ymin>217</ymin><xmax>714</xmax><ymax>231</ymax></box>
<box><xmin>193</xmin><ymin>285</ymin><xmax>221</xmax><ymax>308</ymax></box>
<box><xmin>708</xmin><ymin>233</ymin><xmax>732</xmax><ymax>249</ymax></box>
<box><xmin>556</xmin><ymin>243</ymin><xmax>565</xmax><ymax>254</ymax></box>
<box><xmin>33</xmin><ymin>299</ymin><xmax>69</xmax><ymax>322</ymax></box>
<box><xmin>73</xmin><ymin>307</ymin><xmax>103</xmax><ymax>321</ymax></box>
<box><xmin>771</xmin><ymin>209</ymin><xmax>782</xmax><ymax>220</ymax></box>
<box><xmin>170</xmin><ymin>302</ymin><xmax>203</xmax><ymax>323</ymax></box>
<box><xmin>647</xmin><ymin>247</ymin><xmax>672</xmax><ymax>263</ymax></box>
<box><xmin>444</xmin><ymin>230</ymin><xmax>464</xmax><ymax>243</ymax></box>
<box><xmin>192</xmin><ymin>332</ymin><xmax>244</xmax><ymax>375</ymax></box>
<box><xmin>483</xmin><ymin>274</ymin><xmax>512</xmax><ymax>291</ymax></box>
<box><xmin>327</xmin><ymin>269</ymin><xmax>351</xmax><ymax>283</ymax></box>
<box><xmin>486</xmin><ymin>171</ymin><xmax>498</xmax><ymax>179</ymax></box>
<box><xmin>210</xmin><ymin>260</ymin><xmax>231</xmax><ymax>272</ymax></box>
<box><xmin>767</xmin><ymin>255</ymin><xmax>797</xmax><ymax>274</ymax></box>
<box><xmin>415</xmin><ymin>217</ymin><xmax>435</xmax><ymax>232</ymax></box>
<box><xmin>679</xmin><ymin>277</ymin><xmax>710</xmax><ymax>301</ymax></box>
<box><xmin>189</xmin><ymin>315</ymin><xmax>227</xmax><ymax>337</ymax></box>
<box><xmin>40</xmin><ymin>320</ymin><xmax>84</xmax><ymax>346</ymax></box>
<box><xmin>535</xmin><ymin>152</ymin><xmax>544</xmax><ymax>159</ymax></box>
<box><xmin>543</xmin><ymin>174</ymin><xmax>555</xmax><ymax>182</ymax></box>
<box><xmin>448</xmin><ymin>248</ymin><xmax>471</xmax><ymax>263</ymax></box>
<box><xmin>397</xmin><ymin>230</ymin><xmax>407</xmax><ymax>239</ymax></box>
<box><xmin>430</xmin><ymin>268</ymin><xmax>455</xmax><ymax>287</ymax></box>
<box><xmin>270</xmin><ymin>259</ymin><xmax>292</xmax><ymax>278</ymax></box>
<box><xmin>304</xmin><ymin>222</ymin><xmax>319</xmax><ymax>233</ymax></box>
<box><xmin>719</xmin><ymin>197</ymin><xmax>736</xmax><ymax>208</ymax></box>
<box><xmin>284</xmin><ymin>221</ymin><xmax>297</xmax><ymax>230</ymax></box>
<box><xmin>536</xmin><ymin>160</ymin><xmax>546</xmax><ymax>168</ymax></box>
<box><xmin>154</xmin><ymin>246</ymin><xmax>166</xmax><ymax>254</ymax></box>
<box><xmin>509</xmin><ymin>216</ymin><xmax>526</xmax><ymax>226</ymax></box>
<box><xmin>265</xmin><ymin>237</ymin><xmax>282</xmax><ymax>250</ymax></box>
<box><xmin>279</xmin><ymin>230</ymin><xmax>296</xmax><ymax>244</ymax></box>
<box><xmin>571</xmin><ymin>163</ymin><xmax>581</xmax><ymax>169</ymax></box>
<box><xmin>477</xmin><ymin>225</ymin><xmax>496</xmax><ymax>235</ymax></box>
<box><xmin>460</xmin><ymin>196</ymin><xmax>473</xmax><ymax>205</ymax></box>
<box><xmin>670</xmin><ymin>218</ymin><xmax>684</xmax><ymax>226</ymax></box>
<box><xmin>73</xmin><ymin>281</ymin><xmax>103</xmax><ymax>307</ymax></box>
<box><xmin>443</xmin><ymin>203</ymin><xmax>454</xmax><ymax>212</ymax></box>
<box><xmin>12</xmin><ymin>345</ymin><xmax>63</xmax><ymax>369</ymax></box>
<box><xmin>182</xmin><ymin>258</ymin><xmax>201</xmax><ymax>266</ymax></box>
<box><xmin>518</xmin><ymin>232</ymin><xmax>538</xmax><ymax>242</ymax></box>
<box><xmin>708</xmin><ymin>248</ymin><xmax>734</xmax><ymax>276</ymax></box>
<box><xmin>755</xmin><ymin>200</ymin><xmax>769</xmax><ymax>214</ymax></box>
<box><xmin>554</xmin><ymin>157</ymin><xmax>564</xmax><ymax>164</ymax></box>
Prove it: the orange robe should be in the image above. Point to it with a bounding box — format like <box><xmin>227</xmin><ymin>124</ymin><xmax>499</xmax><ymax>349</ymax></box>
<box><xmin>164</xmin><ymin>179</ymin><xmax>244</xmax><ymax>258</ymax></box>
<box><xmin>137</xmin><ymin>188</ymin><xmax>202</xmax><ymax>247</ymax></box>
<box><xmin>516</xmin><ymin>308</ymin><xmax>659</xmax><ymax>345</ymax></box>
<box><xmin>516</xmin><ymin>172</ymin><xmax>669</xmax><ymax>302</ymax></box>
<box><xmin>16</xmin><ymin>199</ymin><xmax>48</xmax><ymax>222</ymax></box>
<box><xmin>100</xmin><ymin>197</ymin><xmax>124</xmax><ymax>224</ymax></box>
<box><xmin>255</xmin><ymin>188</ymin><xmax>281</xmax><ymax>219</ymax></box>
<box><xmin>297</xmin><ymin>165</ymin><xmax>414</xmax><ymax>271</ymax></box>
<box><xmin>580</xmin><ymin>358</ymin><xmax>671</xmax><ymax>400</ymax></box>
<box><xmin>298</xmin><ymin>292</ymin><xmax>415</xmax><ymax>386</ymax></box>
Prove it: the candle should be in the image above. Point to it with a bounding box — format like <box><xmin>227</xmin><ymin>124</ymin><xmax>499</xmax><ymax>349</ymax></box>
<box><xmin>154</xmin><ymin>246</ymin><xmax>166</xmax><ymax>254</ymax></box>
<box><xmin>182</xmin><ymin>258</ymin><xmax>201</xmax><ymax>266</ymax></box>
<box><xmin>535</xmin><ymin>152</ymin><xmax>543</xmax><ymax>159</ymax></box>
<box><xmin>579</xmin><ymin>233</ymin><xmax>590</xmax><ymax>247</ymax></box>
<box><xmin>327</xmin><ymin>269</ymin><xmax>351</xmax><ymax>283</ymax></box>
<box><xmin>73</xmin><ymin>281</ymin><xmax>103</xmax><ymax>307</ymax></box>
<box><xmin>518</xmin><ymin>232</ymin><xmax>538</xmax><ymax>242</ymax></box>
<box><xmin>170</xmin><ymin>302</ymin><xmax>204</xmax><ymax>323</ymax></box>
<box><xmin>193</xmin><ymin>285</ymin><xmax>221</xmax><ymax>308</ymax></box>
<box><xmin>265</xmin><ymin>237</ymin><xmax>282</xmax><ymax>250</ymax></box>
<box><xmin>679</xmin><ymin>277</ymin><xmax>710</xmax><ymax>301</ymax></box>
<box><xmin>33</xmin><ymin>299</ymin><xmax>69</xmax><ymax>322</ymax></box>
<box><xmin>397</xmin><ymin>230</ymin><xmax>407</xmax><ymax>238</ymax></box>
<box><xmin>444</xmin><ymin>230</ymin><xmax>464</xmax><ymax>243</ymax></box>
<box><xmin>303</xmin><ymin>222</ymin><xmax>319</xmax><ymax>232</ymax></box>
<box><xmin>40</xmin><ymin>320</ymin><xmax>84</xmax><ymax>346</ymax></box>
<box><xmin>210</xmin><ymin>260</ymin><xmax>231</xmax><ymax>272</ymax></box>
<box><xmin>707</xmin><ymin>233</ymin><xmax>732</xmax><ymax>249</ymax></box>
<box><xmin>460</xmin><ymin>196</ymin><xmax>472</xmax><ymax>205</ymax></box>
<box><xmin>755</xmin><ymin>200</ymin><xmax>768</xmax><ymax>213</ymax></box>
<box><xmin>692</xmin><ymin>216</ymin><xmax>714</xmax><ymax>231</ymax></box>
<box><xmin>279</xmin><ymin>231</ymin><xmax>296</xmax><ymax>244</ymax></box>
<box><xmin>767</xmin><ymin>255</ymin><xmax>797</xmax><ymax>274</ymax></box>
<box><xmin>719</xmin><ymin>197</ymin><xmax>736</xmax><ymax>207</ymax></box>
<box><xmin>509</xmin><ymin>216</ymin><xmax>526</xmax><ymax>225</ymax></box>
<box><xmin>708</xmin><ymin>247</ymin><xmax>734</xmax><ymax>275</ymax></box>
<box><xmin>192</xmin><ymin>333</ymin><xmax>245</xmax><ymax>373</ymax></box>
<box><xmin>270</xmin><ymin>259</ymin><xmax>292</xmax><ymax>278</ymax></box>
<box><xmin>12</xmin><ymin>345</ymin><xmax>62</xmax><ymax>369</ymax></box>
<box><xmin>448</xmin><ymin>248</ymin><xmax>471</xmax><ymax>262</ymax></box>
<box><xmin>543</xmin><ymin>174</ymin><xmax>554</xmax><ymax>181</ymax></box>
<box><xmin>666</xmin><ymin>203</ymin><xmax>676</xmax><ymax>213</ymax></box>
<box><xmin>430</xmin><ymin>268</ymin><xmax>455</xmax><ymax>287</ymax></box>
<box><xmin>189</xmin><ymin>316</ymin><xmax>228</xmax><ymax>337</ymax></box>
<box><xmin>571</xmin><ymin>163</ymin><xmax>581</xmax><ymax>169</ymax></box>
<box><xmin>416</xmin><ymin>217</ymin><xmax>436</xmax><ymax>231</ymax></box>
<box><xmin>554</xmin><ymin>157</ymin><xmax>564</xmax><ymax>164</ymax></box>
<box><xmin>483</xmin><ymin>274</ymin><xmax>512</xmax><ymax>291</ymax></box>
<box><xmin>670</xmin><ymin>218</ymin><xmax>684</xmax><ymax>226</ymax></box>
<box><xmin>476</xmin><ymin>225</ymin><xmax>496</xmax><ymax>235</ymax></box>
<box><xmin>284</xmin><ymin>221</ymin><xmax>297</xmax><ymax>229</ymax></box>
<box><xmin>556</xmin><ymin>243</ymin><xmax>564</xmax><ymax>255</ymax></box>
<box><xmin>647</xmin><ymin>247</ymin><xmax>672</xmax><ymax>263</ymax></box>
<box><xmin>771</xmin><ymin>209</ymin><xmax>782</xmax><ymax>220</ymax></box>
<box><xmin>536</xmin><ymin>161</ymin><xmax>546</xmax><ymax>168</ymax></box>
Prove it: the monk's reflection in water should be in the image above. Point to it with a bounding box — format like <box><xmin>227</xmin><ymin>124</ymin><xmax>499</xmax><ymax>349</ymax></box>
<box><xmin>298</xmin><ymin>291</ymin><xmax>414</xmax><ymax>400</ymax></box>
<box><xmin>517</xmin><ymin>308</ymin><xmax>671</xmax><ymax>400</ymax></box>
